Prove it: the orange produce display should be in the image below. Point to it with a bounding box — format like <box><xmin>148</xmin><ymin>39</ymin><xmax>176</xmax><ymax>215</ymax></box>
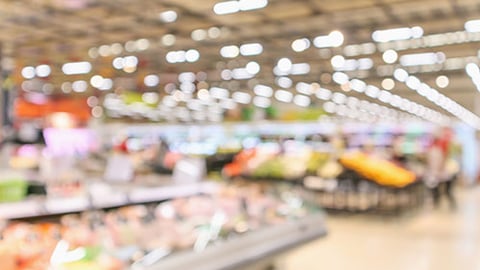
<box><xmin>339</xmin><ymin>151</ymin><xmax>417</xmax><ymax>188</ymax></box>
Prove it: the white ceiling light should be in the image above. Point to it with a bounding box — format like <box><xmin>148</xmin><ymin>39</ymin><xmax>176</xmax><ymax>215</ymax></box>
<box><xmin>99</xmin><ymin>78</ymin><xmax>113</xmax><ymax>91</ymax></box>
<box><xmin>372</xmin><ymin>26</ymin><xmax>423</xmax><ymax>43</ymax></box>
<box><xmin>381</xmin><ymin>78</ymin><xmax>395</xmax><ymax>90</ymax></box>
<box><xmin>406</xmin><ymin>76</ymin><xmax>421</xmax><ymax>90</ymax></box>
<box><xmin>393</xmin><ymin>68</ymin><xmax>409</xmax><ymax>82</ymax></box>
<box><xmin>239</xmin><ymin>0</ymin><xmax>268</xmax><ymax>11</ymax></box>
<box><xmin>210</xmin><ymin>87</ymin><xmax>229</xmax><ymax>99</ymax></box>
<box><xmin>465</xmin><ymin>20</ymin><xmax>480</xmax><ymax>32</ymax></box>
<box><xmin>72</xmin><ymin>80</ymin><xmax>88</xmax><ymax>93</ymax></box>
<box><xmin>179</xmin><ymin>72</ymin><xmax>196</xmax><ymax>83</ymax></box>
<box><xmin>253</xmin><ymin>96</ymin><xmax>271</xmax><ymax>108</ymax></box>
<box><xmin>350</xmin><ymin>79</ymin><xmax>367</xmax><ymax>93</ymax></box>
<box><xmin>254</xmin><ymin>84</ymin><xmax>273</xmax><ymax>97</ymax></box>
<box><xmin>112</xmin><ymin>57</ymin><xmax>124</xmax><ymax>70</ymax></box>
<box><xmin>185</xmin><ymin>49</ymin><xmax>200</xmax><ymax>62</ymax></box>
<box><xmin>21</xmin><ymin>66</ymin><xmax>35</xmax><ymax>79</ymax></box>
<box><xmin>191</xmin><ymin>29</ymin><xmax>208</xmax><ymax>41</ymax></box>
<box><xmin>291</xmin><ymin>38</ymin><xmax>311</xmax><ymax>52</ymax></box>
<box><xmin>246</xmin><ymin>61</ymin><xmax>260</xmax><ymax>74</ymax></box>
<box><xmin>99</xmin><ymin>45</ymin><xmax>111</xmax><ymax>56</ymax></box>
<box><xmin>208</xmin><ymin>27</ymin><xmax>221</xmax><ymax>39</ymax></box>
<box><xmin>435</xmin><ymin>75</ymin><xmax>449</xmax><ymax>88</ymax></box>
<box><xmin>232</xmin><ymin>91</ymin><xmax>251</xmax><ymax>104</ymax></box>
<box><xmin>296</xmin><ymin>82</ymin><xmax>311</xmax><ymax>95</ymax></box>
<box><xmin>159</xmin><ymin>10</ymin><xmax>178</xmax><ymax>23</ymax></box>
<box><xmin>125</xmin><ymin>41</ymin><xmax>139</xmax><ymax>53</ymax></box>
<box><xmin>135</xmin><ymin>39</ymin><xmax>149</xmax><ymax>51</ymax></box>
<box><xmin>162</xmin><ymin>34</ymin><xmax>176</xmax><ymax>46</ymax></box>
<box><xmin>232</xmin><ymin>68</ymin><xmax>254</xmax><ymax>80</ymax></box>
<box><xmin>332</xmin><ymin>72</ymin><xmax>349</xmax><ymax>84</ymax></box>
<box><xmin>220</xmin><ymin>45</ymin><xmax>240</xmax><ymax>58</ymax></box>
<box><xmin>240</xmin><ymin>43</ymin><xmax>263</xmax><ymax>56</ymax></box>
<box><xmin>275</xmin><ymin>89</ymin><xmax>293</xmax><ymax>103</ymax></box>
<box><xmin>144</xmin><ymin>75</ymin><xmax>160</xmax><ymax>87</ymax></box>
<box><xmin>124</xmin><ymin>56</ymin><xmax>138</xmax><ymax>68</ymax></box>
<box><xmin>365</xmin><ymin>85</ymin><xmax>380</xmax><ymax>98</ymax></box>
<box><xmin>62</xmin><ymin>61</ymin><xmax>92</xmax><ymax>75</ymax></box>
<box><xmin>214</xmin><ymin>1</ymin><xmax>240</xmax><ymax>15</ymax></box>
<box><xmin>277</xmin><ymin>58</ymin><xmax>293</xmax><ymax>72</ymax></box>
<box><xmin>290</xmin><ymin>63</ymin><xmax>311</xmax><ymax>75</ymax></box>
<box><xmin>400</xmin><ymin>52</ymin><xmax>445</xmax><ymax>66</ymax></box>
<box><xmin>166</xmin><ymin>50</ymin><xmax>186</xmax><ymax>63</ymax></box>
<box><xmin>35</xmin><ymin>64</ymin><xmax>51</xmax><ymax>77</ymax></box>
<box><xmin>382</xmin><ymin>49</ymin><xmax>398</xmax><ymax>64</ymax></box>
<box><xmin>330</xmin><ymin>55</ymin><xmax>345</xmax><ymax>69</ymax></box>
<box><xmin>110</xmin><ymin>43</ymin><xmax>123</xmax><ymax>55</ymax></box>
<box><xmin>293</xmin><ymin>94</ymin><xmax>311</xmax><ymax>107</ymax></box>
<box><xmin>314</xmin><ymin>30</ymin><xmax>344</xmax><ymax>48</ymax></box>
<box><xmin>316</xmin><ymin>88</ymin><xmax>332</xmax><ymax>100</ymax></box>
<box><xmin>90</xmin><ymin>75</ymin><xmax>104</xmax><ymax>88</ymax></box>
<box><xmin>276</xmin><ymin>77</ymin><xmax>292</xmax><ymax>88</ymax></box>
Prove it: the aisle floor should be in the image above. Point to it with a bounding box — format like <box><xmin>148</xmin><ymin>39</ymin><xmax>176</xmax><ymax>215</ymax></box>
<box><xmin>283</xmin><ymin>186</ymin><xmax>480</xmax><ymax>270</ymax></box>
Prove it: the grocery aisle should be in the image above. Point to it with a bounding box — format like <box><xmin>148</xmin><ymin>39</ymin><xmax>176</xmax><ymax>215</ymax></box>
<box><xmin>282</xmin><ymin>186</ymin><xmax>480</xmax><ymax>270</ymax></box>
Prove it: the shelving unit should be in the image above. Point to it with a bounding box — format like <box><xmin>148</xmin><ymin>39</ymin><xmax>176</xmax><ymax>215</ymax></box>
<box><xmin>0</xmin><ymin>181</ymin><xmax>217</xmax><ymax>220</ymax></box>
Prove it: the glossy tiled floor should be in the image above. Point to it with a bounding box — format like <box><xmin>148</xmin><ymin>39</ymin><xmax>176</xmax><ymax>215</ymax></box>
<box><xmin>282</xmin><ymin>186</ymin><xmax>480</xmax><ymax>270</ymax></box>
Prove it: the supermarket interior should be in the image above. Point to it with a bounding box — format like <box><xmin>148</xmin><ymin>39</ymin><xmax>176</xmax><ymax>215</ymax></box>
<box><xmin>1</xmin><ymin>0</ymin><xmax>480</xmax><ymax>269</ymax></box>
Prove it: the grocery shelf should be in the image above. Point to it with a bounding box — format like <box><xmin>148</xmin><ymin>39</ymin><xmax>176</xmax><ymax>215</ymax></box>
<box><xmin>0</xmin><ymin>181</ymin><xmax>218</xmax><ymax>220</ymax></box>
<box><xmin>134</xmin><ymin>212</ymin><xmax>326</xmax><ymax>270</ymax></box>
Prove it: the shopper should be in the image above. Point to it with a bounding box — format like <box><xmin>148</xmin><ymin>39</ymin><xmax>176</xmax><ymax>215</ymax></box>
<box><xmin>425</xmin><ymin>128</ymin><xmax>457</xmax><ymax>209</ymax></box>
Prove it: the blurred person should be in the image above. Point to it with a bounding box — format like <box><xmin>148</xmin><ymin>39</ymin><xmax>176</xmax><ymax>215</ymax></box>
<box><xmin>425</xmin><ymin>128</ymin><xmax>457</xmax><ymax>208</ymax></box>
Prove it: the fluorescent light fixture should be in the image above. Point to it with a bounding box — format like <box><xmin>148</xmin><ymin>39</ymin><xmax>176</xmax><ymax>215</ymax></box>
<box><xmin>246</xmin><ymin>61</ymin><xmax>260</xmax><ymax>74</ymax></box>
<box><xmin>21</xmin><ymin>66</ymin><xmax>35</xmax><ymax>79</ymax></box>
<box><xmin>220</xmin><ymin>45</ymin><xmax>240</xmax><ymax>58</ymax></box>
<box><xmin>240</xmin><ymin>43</ymin><xmax>263</xmax><ymax>56</ymax></box>
<box><xmin>276</xmin><ymin>77</ymin><xmax>292</xmax><ymax>88</ymax></box>
<box><xmin>435</xmin><ymin>75</ymin><xmax>449</xmax><ymax>88</ymax></box>
<box><xmin>277</xmin><ymin>58</ymin><xmax>292</xmax><ymax>72</ymax></box>
<box><xmin>166</xmin><ymin>50</ymin><xmax>186</xmax><ymax>63</ymax></box>
<box><xmin>332</xmin><ymin>72</ymin><xmax>349</xmax><ymax>84</ymax></box>
<box><xmin>465</xmin><ymin>19</ymin><xmax>480</xmax><ymax>32</ymax></box>
<box><xmin>400</xmin><ymin>52</ymin><xmax>445</xmax><ymax>66</ymax></box>
<box><xmin>290</xmin><ymin>63</ymin><xmax>310</xmax><ymax>75</ymax></box>
<box><xmin>291</xmin><ymin>38</ymin><xmax>311</xmax><ymax>52</ymax></box>
<box><xmin>35</xmin><ymin>64</ymin><xmax>51</xmax><ymax>77</ymax></box>
<box><xmin>382</xmin><ymin>49</ymin><xmax>398</xmax><ymax>64</ymax></box>
<box><xmin>314</xmin><ymin>30</ymin><xmax>344</xmax><ymax>48</ymax></box>
<box><xmin>124</xmin><ymin>56</ymin><xmax>138</xmax><ymax>67</ymax></box>
<box><xmin>159</xmin><ymin>10</ymin><xmax>178</xmax><ymax>23</ymax></box>
<box><xmin>72</xmin><ymin>80</ymin><xmax>88</xmax><ymax>93</ymax></box>
<box><xmin>214</xmin><ymin>1</ymin><xmax>240</xmax><ymax>15</ymax></box>
<box><xmin>275</xmin><ymin>89</ymin><xmax>293</xmax><ymax>103</ymax></box>
<box><xmin>232</xmin><ymin>68</ymin><xmax>254</xmax><ymax>80</ymax></box>
<box><xmin>293</xmin><ymin>94</ymin><xmax>311</xmax><ymax>107</ymax></box>
<box><xmin>62</xmin><ymin>61</ymin><xmax>92</xmax><ymax>75</ymax></box>
<box><xmin>162</xmin><ymin>34</ymin><xmax>176</xmax><ymax>46</ymax></box>
<box><xmin>239</xmin><ymin>0</ymin><xmax>268</xmax><ymax>11</ymax></box>
<box><xmin>253</xmin><ymin>96</ymin><xmax>271</xmax><ymax>108</ymax></box>
<box><xmin>331</xmin><ymin>55</ymin><xmax>345</xmax><ymax>69</ymax></box>
<box><xmin>358</xmin><ymin>58</ymin><xmax>374</xmax><ymax>70</ymax></box>
<box><xmin>381</xmin><ymin>78</ymin><xmax>395</xmax><ymax>90</ymax></box>
<box><xmin>316</xmin><ymin>88</ymin><xmax>332</xmax><ymax>100</ymax></box>
<box><xmin>191</xmin><ymin>29</ymin><xmax>207</xmax><ymax>41</ymax></box>
<box><xmin>393</xmin><ymin>68</ymin><xmax>409</xmax><ymax>82</ymax></box>
<box><xmin>295</xmin><ymin>82</ymin><xmax>311</xmax><ymax>95</ymax></box>
<box><xmin>372</xmin><ymin>26</ymin><xmax>423</xmax><ymax>43</ymax></box>
<box><xmin>232</xmin><ymin>91</ymin><xmax>251</xmax><ymax>104</ymax></box>
<box><xmin>90</xmin><ymin>75</ymin><xmax>104</xmax><ymax>88</ymax></box>
<box><xmin>179</xmin><ymin>72</ymin><xmax>196</xmax><ymax>82</ymax></box>
<box><xmin>144</xmin><ymin>75</ymin><xmax>160</xmax><ymax>87</ymax></box>
<box><xmin>210</xmin><ymin>87</ymin><xmax>229</xmax><ymax>99</ymax></box>
<box><xmin>350</xmin><ymin>79</ymin><xmax>367</xmax><ymax>93</ymax></box>
<box><xmin>365</xmin><ymin>85</ymin><xmax>380</xmax><ymax>98</ymax></box>
<box><xmin>185</xmin><ymin>49</ymin><xmax>200</xmax><ymax>62</ymax></box>
<box><xmin>332</xmin><ymin>92</ymin><xmax>347</xmax><ymax>104</ymax></box>
<box><xmin>254</xmin><ymin>84</ymin><xmax>273</xmax><ymax>97</ymax></box>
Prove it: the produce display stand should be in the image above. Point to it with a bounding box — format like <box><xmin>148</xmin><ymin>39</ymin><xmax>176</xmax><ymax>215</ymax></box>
<box><xmin>134</xmin><ymin>212</ymin><xmax>326</xmax><ymax>270</ymax></box>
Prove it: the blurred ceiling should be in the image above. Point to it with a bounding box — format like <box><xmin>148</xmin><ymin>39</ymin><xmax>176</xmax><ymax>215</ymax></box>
<box><xmin>1</xmin><ymin>0</ymin><xmax>480</xmax><ymax>121</ymax></box>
